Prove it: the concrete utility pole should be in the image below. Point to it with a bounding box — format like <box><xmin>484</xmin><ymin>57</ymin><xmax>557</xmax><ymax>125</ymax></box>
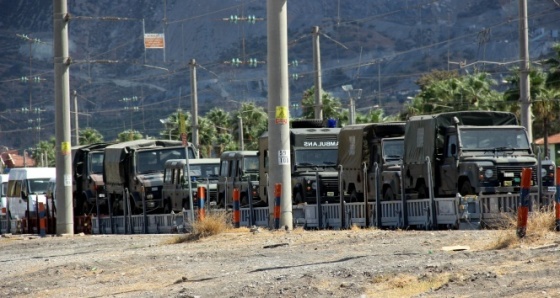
<box><xmin>189</xmin><ymin>59</ymin><xmax>199</xmax><ymax>157</ymax></box>
<box><xmin>519</xmin><ymin>0</ymin><xmax>532</xmax><ymax>142</ymax></box>
<box><xmin>267</xmin><ymin>0</ymin><xmax>292</xmax><ymax>230</ymax></box>
<box><xmin>73</xmin><ymin>90</ymin><xmax>79</xmax><ymax>146</ymax></box>
<box><xmin>54</xmin><ymin>0</ymin><xmax>74</xmax><ymax>235</ymax></box>
<box><xmin>312</xmin><ymin>26</ymin><xmax>323</xmax><ymax>120</ymax></box>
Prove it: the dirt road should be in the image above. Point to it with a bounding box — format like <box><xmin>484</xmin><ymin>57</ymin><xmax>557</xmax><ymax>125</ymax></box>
<box><xmin>1</xmin><ymin>228</ymin><xmax>559</xmax><ymax>298</ymax></box>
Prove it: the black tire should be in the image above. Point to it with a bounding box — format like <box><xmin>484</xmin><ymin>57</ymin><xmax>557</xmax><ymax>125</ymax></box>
<box><xmin>417</xmin><ymin>182</ymin><xmax>428</xmax><ymax>199</ymax></box>
<box><xmin>349</xmin><ymin>190</ymin><xmax>358</xmax><ymax>202</ymax></box>
<box><xmin>163</xmin><ymin>199</ymin><xmax>172</xmax><ymax>214</ymax></box>
<box><xmin>383</xmin><ymin>187</ymin><xmax>394</xmax><ymax>201</ymax></box>
<box><xmin>294</xmin><ymin>192</ymin><xmax>303</xmax><ymax>204</ymax></box>
<box><xmin>241</xmin><ymin>194</ymin><xmax>248</xmax><ymax>206</ymax></box>
<box><xmin>459</xmin><ymin>180</ymin><xmax>473</xmax><ymax>196</ymax></box>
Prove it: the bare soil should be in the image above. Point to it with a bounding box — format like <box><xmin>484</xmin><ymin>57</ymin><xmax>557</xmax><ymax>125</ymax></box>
<box><xmin>1</xmin><ymin>228</ymin><xmax>560</xmax><ymax>298</ymax></box>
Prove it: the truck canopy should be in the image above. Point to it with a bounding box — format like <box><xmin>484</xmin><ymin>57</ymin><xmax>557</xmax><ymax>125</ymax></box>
<box><xmin>338</xmin><ymin>122</ymin><xmax>405</xmax><ymax>170</ymax></box>
<box><xmin>404</xmin><ymin>111</ymin><xmax>519</xmax><ymax>165</ymax></box>
<box><xmin>104</xmin><ymin>140</ymin><xmax>185</xmax><ymax>186</ymax></box>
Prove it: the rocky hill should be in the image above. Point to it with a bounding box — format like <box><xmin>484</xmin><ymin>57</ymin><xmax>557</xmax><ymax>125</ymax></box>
<box><xmin>1</xmin><ymin>0</ymin><xmax>559</xmax><ymax>149</ymax></box>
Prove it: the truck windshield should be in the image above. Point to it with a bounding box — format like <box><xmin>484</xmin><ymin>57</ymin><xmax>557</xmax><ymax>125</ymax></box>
<box><xmin>382</xmin><ymin>139</ymin><xmax>404</xmax><ymax>160</ymax></box>
<box><xmin>90</xmin><ymin>152</ymin><xmax>104</xmax><ymax>174</ymax></box>
<box><xmin>460</xmin><ymin>128</ymin><xmax>530</xmax><ymax>150</ymax></box>
<box><xmin>243</xmin><ymin>156</ymin><xmax>259</xmax><ymax>172</ymax></box>
<box><xmin>189</xmin><ymin>164</ymin><xmax>220</xmax><ymax>179</ymax></box>
<box><xmin>295</xmin><ymin>149</ymin><xmax>338</xmax><ymax>167</ymax></box>
<box><xmin>28</xmin><ymin>178</ymin><xmax>50</xmax><ymax>194</ymax></box>
<box><xmin>136</xmin><ymin>148</ymin><xmax>186</xmax><ymax>174</ymax></box>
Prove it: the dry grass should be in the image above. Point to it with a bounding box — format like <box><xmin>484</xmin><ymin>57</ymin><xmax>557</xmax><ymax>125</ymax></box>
<box><xmin>485</xmin><ymin>207</ymin><xmax>557</xmax><ymax>250</ymax></box>
<box><xmin>165</xmin><ymin>211</ymin><xmax>231</xmax><ymax>244</ymax></box>
<box><xmin>367</xmin><ymin>272</ymin><xmax>452</xmax><ymax>297</ymax></box>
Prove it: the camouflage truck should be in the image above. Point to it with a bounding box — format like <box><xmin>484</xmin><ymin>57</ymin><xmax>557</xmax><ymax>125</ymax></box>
<box><xmin>217</xmin><ymin>151</ymin><xmax>261</xmax><ymax>207</ymax></box>
<box><xmin>72</xmin><ymin>142</ymin><xmax>111</xmax><ymax>215</ymax></box>
<box><xmin>403</xmin><ymin>111</ymin><xmax>548</xmax><ymax>198</ymax></box>
<box><xmin>162</xmin><ymin>158</ymin><xmax>220</xmax><ymax>213</ymax></box>
<box><xmin>259</xmin><ymin>123</ymin><xmax>341</xmax><ymax>204</ymax></box>
<box><xmin>338</xmin><ymin>122</ymin><xmax>405</xmax><ymax>202</ymax></box>
<box><xmin>103</xmin><ymin>140</ymin><xmax>197</xmax><ymax>214</ymax></box>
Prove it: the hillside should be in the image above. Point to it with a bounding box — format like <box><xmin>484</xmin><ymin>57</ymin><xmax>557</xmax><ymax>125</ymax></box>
<box><xmin>0</xmin><ymin>0</ymin><xmax>559</xmax><ymax>149</ymax></box>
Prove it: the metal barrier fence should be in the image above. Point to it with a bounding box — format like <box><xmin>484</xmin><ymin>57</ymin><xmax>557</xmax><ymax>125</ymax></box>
<box><xmin>1</xmin><ymin>192</ymin><xmax>555</xmax><ymax>235</ymax></box>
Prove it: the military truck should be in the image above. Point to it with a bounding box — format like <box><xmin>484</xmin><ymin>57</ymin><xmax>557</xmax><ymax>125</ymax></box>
<box><xmin>72</xmin><ymin>142</ymin><xmax>111</xmax><ymax>215</ymax></box>
<box><xmin>103</xmin><ymin>140</ymin><xmax>197</xmax><ymax>214</ymax></box>
<box><xmin>162</xmin><ymin>158</ymin><xmax>220</xmax><ymax>213</ymax></box>
<box><xmin>403</xmin><ymin>111</ymin><xmax>541</xmax><ymax>198</ymax></box>
<box><xmin>217</xmin><ymin>151</ymin><xmax>261</xmax><ymax>207</ymax></box>
<box><xmin>338</xmin><ymin>122</ymin><xmax>405</xmax><ymax>202</ymax></box>
<box><xmin>258</xmin><ymin>124</ymin><xmax>341</xmax><ymax>204</ymax></box>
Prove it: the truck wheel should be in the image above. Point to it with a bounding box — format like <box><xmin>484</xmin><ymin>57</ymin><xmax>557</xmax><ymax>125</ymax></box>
<box><xmin>163</xmin><ymin>200</ymin><xmax>172</xmax><ymax>214</ymax></box>
<box><xmin>417</xmin><ymin>183</ymin><xmax>428</xmax><ymax>199</ymax></box>
<box><xmin>460</xmin><ymin>181</ymin><xmax>474</xmax><ymax>196</ymax></box>
<box><xmin>349</xmin><ymin>190</ymin><xmax>358</xmax><ymax>202</ymax></box>
<box><xmin>294</xmin><ymin>192</ymin><xmax>303</xmax><ymax>204</ymax></box>
<box><xmin>383</xmin><ymin>187</ymin><xmax>394</xmax><ymax>201</ymax></box>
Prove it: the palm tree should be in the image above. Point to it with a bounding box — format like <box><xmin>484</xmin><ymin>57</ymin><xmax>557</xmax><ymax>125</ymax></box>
<box><xmin>197</xmin><ymin>117</ymin><xmax>217</xmax><ymax>157</ymax></box>
<box><xmin>544</xmin><ymin>43</ymin><xmax>560</xmax><ymax>90</ymax></box>
<box><xmin>231</xmin><ymin>102</ymin><xmax>267</xmax><ymax>150</ymax></box>
<box><xmin>533</xmin><ymin>89</ymin><xmax>560</xmax><ymax>157</ymax></box>
<box><xmin>117</xmin><ymin>129</ymin><xmax>143</xmax><ymax>142</ymax></box>
<box><xmin>32</xmin><ymin>137</ymin><xmax>56</xmax><ymax>167</ymax></box>
<box><xmin>79</xmin><ymin>127</ymin><xmax>104</xmax><ymax>145</ymax></box>
<box><xmin>300</xmin><ymin>86</ymin><xmax>343</xmax><ymax>120</ymax></box>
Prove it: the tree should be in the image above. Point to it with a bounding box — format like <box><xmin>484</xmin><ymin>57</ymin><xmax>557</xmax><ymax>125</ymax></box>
<box><xmin>205</xmin><ymin>108</ymin><xmax>235</xmax><ymax>156</ymax></box>
<box><xmin>79</xmin><ymin>127</ymin><xmax>104</xmax><ymax>145</ymax></box>
<box><xmin>32</xmin><ymin>137</ymin><xmax>56</xmax><ymax>167</ymax></box>
<box><xmin>533</xmin><ymin>88</ymin><xmax>560</xmax><ymax>156</ymax></box>
<box><xmin>196</xmin><ymin>117</ymin><xmax>217</xmax><ymax>157</ymax></box>
<box><xmin>544</xmin><ymin>43</ymin><xmax>560</xmax><ymax>90</ymax></box>
<box><xmin>301</xmin><ymin>86</ymin><xmax>343</xmax><ymax>122</ymax></box>
<box><xmin>231</xmin><ymin>102</ymin><xmax>267</xmax><ymax>150</ymax></box>
<box><xmin>117</xmin><ymin>130</ymin><xmax>143</xmax><ymax>142</ymax></box>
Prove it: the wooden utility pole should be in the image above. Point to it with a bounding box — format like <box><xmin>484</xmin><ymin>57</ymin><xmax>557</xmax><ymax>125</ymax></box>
<box><xmin>189</xmin><ymin>59</ymin><xmax>199</xmax><ymax>157</ymax></box>
<box><xmin>519</xmin><ymin>0</ymin><xmax>532</xmax><ymax>142</ymax></box>
<box><xmin>312</xmin><ymin>26</ymin><xmax>323</xmax><ymax>120</ymax></box>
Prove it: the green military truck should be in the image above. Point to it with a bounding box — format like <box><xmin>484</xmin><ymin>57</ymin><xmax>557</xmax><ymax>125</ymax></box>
<box><xmin>338</xmin><ymin>122</ymin><xmax>405</xmax><ymax>202</ymax></box>
<box><xmin>103</xmin><ymin>140</ymin><xmax>197</xmax><ymax>214</ymax></box>
<box><xmin>72</xmin><ymin>142</ymin><xmax>111</xmax><ymax>215</ymax></box>
<box><xmin>403</xmin><ymin>111</ymin><xmax>549</xmax><ymax>198</ymax></box>
<box><xmin>217</xmin><ymin>151</ymin><xmax>261</xmax><ymax>207</ymax></box>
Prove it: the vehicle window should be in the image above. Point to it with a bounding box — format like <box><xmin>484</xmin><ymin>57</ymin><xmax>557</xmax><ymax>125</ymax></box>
<box><xmin>446</xmin><ymin>135</ymin><xmax>457</xmax><ymax>157</ymax></box>
<box><xmin>243</xmin><ymin>156</ymin><xmax>259</xmax><ymax>172</ymax></box>
<box><xmin>164</xmin><ymin>168</ymin><xmax>172</xmax><ymax>184</ymax></box>
<box><xmin>7</xmin><ymin>180</ymin><xmax>21</xmax><ymax>197</ymax></box>
<box><xmin>220</xmin><ymin>160</ymin><xmax>229</xmax><ymax>176</ymax></box>
<box><xmin>90</xmin><ymin>152</ymin><xmax>104</xmax><ymax>174</ymax></box>
<box><xmin>28</xmin><ymin>178</ymin><xmax>50</xmax><ymax>194</ymax></box>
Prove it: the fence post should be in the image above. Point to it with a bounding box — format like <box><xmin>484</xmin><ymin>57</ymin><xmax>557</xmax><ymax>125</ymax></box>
<box><xmin>339</xmin><ymin>165</ymin><xmax>345</xmax><ymax>229</ymax></box>
<box><xmin>556</xmin><ymin>167</ymin><xmax>560</xmax><ymax>231</ymax></box>
<box><xmin>248</xmin><ymin>180</ymin><xmax>254</xmax><ymax>226</ymax></box>
<box><xmin>517</xmin><ymin>168</ymin><xmax>532</xmax><ymax>238</ymax></box>
<box><xmin>374</xmin><ymin>162</ymin><xmax>382</xmax><ymax>228</ymax></box>
<box><xmin>425</xmin><ymin>156</ymin><xmax>437</xmax><ymax>230</ymax></box>
<box><xmin>362</xmin><ymin>162</ymin><xmax>369</xmax><ymax>227</ymax></box>
<box><xmin>198</xmin><ymin>186</ymin><xmax>206</xmax><ymax>221</ymax></box>
<box><xmin>315</xmin><ymin>169</ymin><xmax>323</xmax><ymax>229</ymax></box>
<box><xmin>274</xmin><ymin>183</ymin><xmax>281</xmax><ymax>229</ymax></box>
<box><xmin>232</xmin><ymin>188</ymin><xmax>240</xmax><ymax>228</ymax></box>
<box><xmin>39</xmin><ymin>202</ymin><xmax>46</xmax><ymax>237</ymax></box>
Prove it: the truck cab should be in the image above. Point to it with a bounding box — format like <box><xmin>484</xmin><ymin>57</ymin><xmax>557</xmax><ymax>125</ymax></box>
<box><xmin>162</xmin><ymin>158</ymin><xmax>220</xmax><ymax>213</ymax></box>
<box><xmin>72</xmin><ymin>143</ymin><xmax>111</xmax><ymax>215</ymax></box>
<box><xmin>338</xmin><ymin>122</ymin><xmax>405</xmax><ymax>202</ymax></box>
<box><xmin>259</xmin><ymin>124</ymin><xmax>341</xmax><ymax>204</ymax></box>
<box><xmin>404</xmin><ymin>111</ymin><xmax>540</xmax><ymax>198</ymax></box>
<box><xmin>217</xmin><ymin>151</ymin><xmax>260</xmax><ymax>207</ymax></box>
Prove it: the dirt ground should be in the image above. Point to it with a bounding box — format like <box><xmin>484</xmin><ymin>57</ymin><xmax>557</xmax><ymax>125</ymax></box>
<box><xmin>1</xmin><ymin>227</ymin><xmax>560</xmax><ymax>298</ymax></box>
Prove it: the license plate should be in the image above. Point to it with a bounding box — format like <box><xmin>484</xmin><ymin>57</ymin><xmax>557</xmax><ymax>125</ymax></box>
<box><xmin>548</xmin><ymin>187</ymin><xmax>557</xmax><ymax>192</ymax></box>
<box><xmin>503</xmin><ymin>172</ymin><xmax>514</xmax><ymax>178</ymax></box>
<box><xmin>98</xmin><ymin>194</ymin><xmax>105</xmax><ymax>198</ymax></box>
<box><xmin>503</xmin><ymin>181</ymin><xmax>512</xmax><ymax>187</ymax></box>
<box><xmin>152</xmin><ymin>187</ymin><xmax>158</xmax><ymax>191</ymax></box>
<box><xmin>327</xmin><ymin>192</ymin><xmax>334</xmax><ymax>197</ymax></box>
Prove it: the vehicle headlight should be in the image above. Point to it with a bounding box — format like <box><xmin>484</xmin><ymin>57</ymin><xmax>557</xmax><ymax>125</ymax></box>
<box><xmin>484</xmin><ymin>169</ymin><xmax>493</xmax><ymax>178</ymax></box>
<box><xmin>146</xmin><ymin>193</ymin><xmax>154</xmax><ymax>200</ymax></box>
<box><xmin>311</xmin><ymin>182</ymin><xmax>317</xmax><ymax>190</ymax></box>
<box><xmin>541</xmin><ymin>168</ymin><xmax>548</xmax><ymax>177</ymax></box>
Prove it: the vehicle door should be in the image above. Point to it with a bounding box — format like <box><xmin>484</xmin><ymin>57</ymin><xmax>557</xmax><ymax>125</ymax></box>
<box><xmin>439</xmin><ymin>134</ymin><xmax>458</xmax><ymax>195</ymax></box>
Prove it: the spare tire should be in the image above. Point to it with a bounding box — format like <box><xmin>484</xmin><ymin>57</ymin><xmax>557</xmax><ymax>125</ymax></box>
<box><xmin>291</xmin><ymin>119</ymin><xmax>324</xmax><ymax>128</ymax></box>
